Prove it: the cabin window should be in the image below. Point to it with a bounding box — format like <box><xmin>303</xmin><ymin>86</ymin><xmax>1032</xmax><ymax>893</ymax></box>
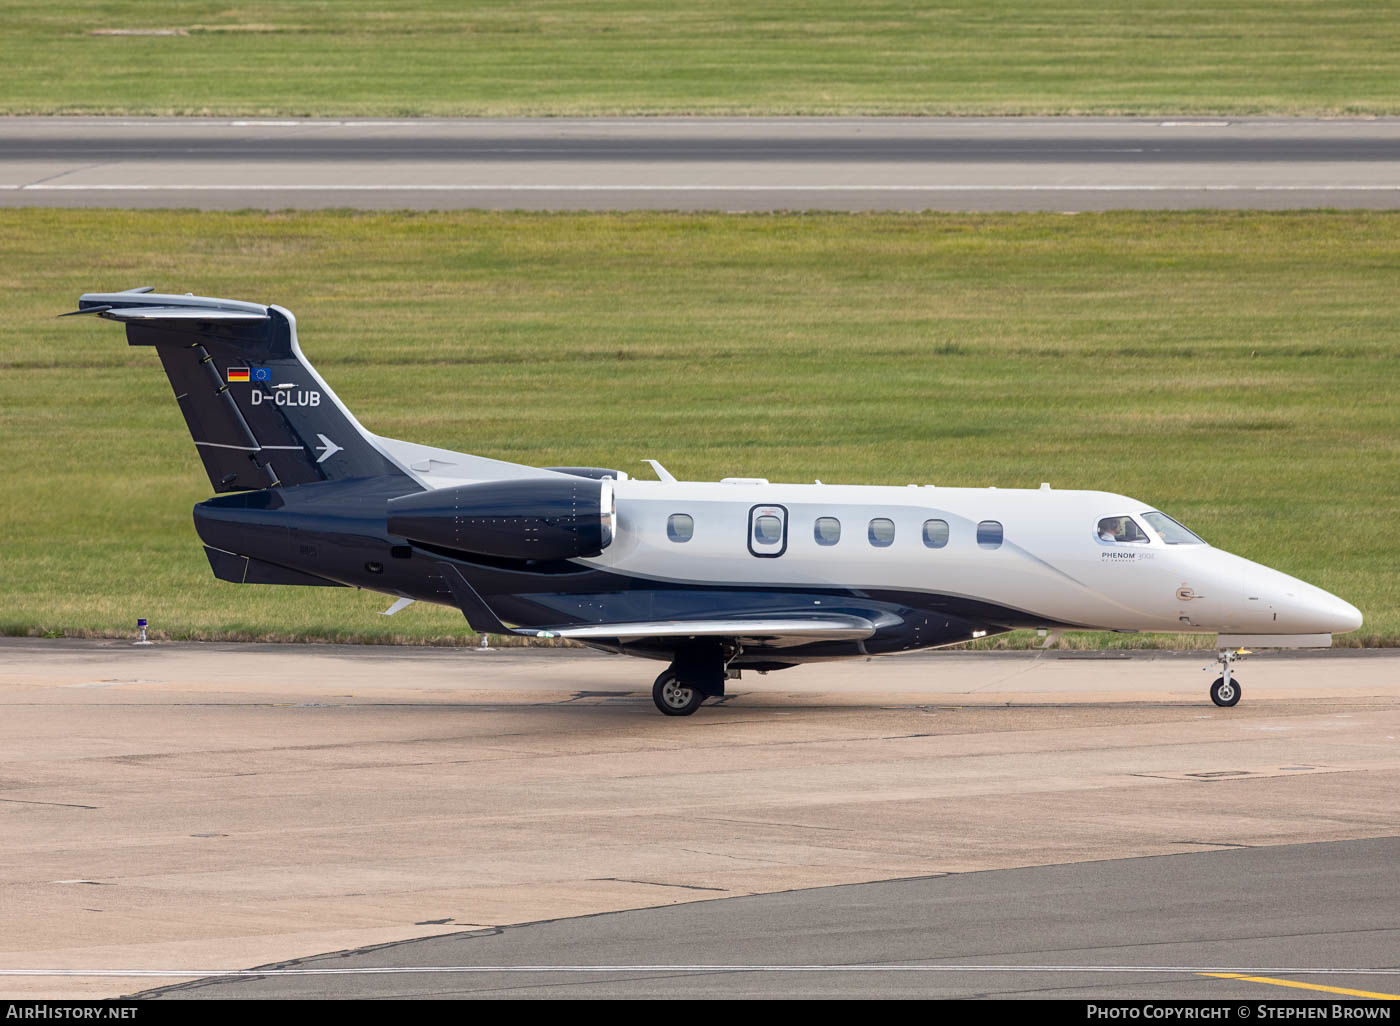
<box><xmin>754</xmin><ymin>515</ymin><xmax>783</xmax><ymax>544</ymax></box>
<box><xmin>1096</xmin><ymin>516</ymin><xmax>1149</xmax><ymax>544</ymax></box>
<box><xmin>976</xmin><ymin>520</ymin><xmax>1003</xmax><ymax>549</ymax></box>
<box><xmin>667</xmin><ymin>513</ymin><xmax>694</xmax><ymax>542</ymax></box>
<box><xmin>1141</xmin><ymin>511</ymin><xmax>1206</xmax><ymax>545</ymax></box>
<box><xmin>868</xmin><ymin>518</ymin><xmax>896</xmax><ymax>547</ymax></box>
<box><xmin>922</xmin><ymin>519</ymin><xmax>949</xmax><ymax>548</ymax></box>
<box><xmin>814</xmin><ymin>517</ymin><xmax>841</xmax><ymax>546</ymax></box>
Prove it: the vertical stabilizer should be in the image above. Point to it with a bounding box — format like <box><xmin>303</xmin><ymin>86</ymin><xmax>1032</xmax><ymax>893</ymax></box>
<box><xmin>70</xmin><ymin>291</ymin><xmax>416</xmax><ymax>492</ymax></box>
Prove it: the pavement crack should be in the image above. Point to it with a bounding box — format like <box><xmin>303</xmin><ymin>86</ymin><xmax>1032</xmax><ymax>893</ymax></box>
<box><xmin>1169</xmin><ymin>839</ymin><xmax>1257</xmax><ymax>848</ymax></box>
<box><xmin>681</xmin><ymin>815</ymin><xmax>848</xmax><ymax>833</ymax></box>
<box><xmin>0</xmin><ymin>797</ymin><xmax>97</xmax><ymax>809</ymax></box>
<box><xmin>678</xmin><ymin>847</ymin><xmax>786</xmax><ymax>864</ymax></box>
<box><xmin>20</xmin><ymin>160</ymin><xmax>116</xmax><ymax>188</ymax></box>
<box><xmin>590</xmin><ymin>877</ymin><xmax>730</xmax><ymax>892</ymax></box>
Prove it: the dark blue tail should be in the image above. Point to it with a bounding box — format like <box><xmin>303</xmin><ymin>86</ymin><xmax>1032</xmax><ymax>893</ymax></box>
<box><xmin>70</xmin><ymin>290</ymin><xmax>414</xmax><ymax>492</ymax></box>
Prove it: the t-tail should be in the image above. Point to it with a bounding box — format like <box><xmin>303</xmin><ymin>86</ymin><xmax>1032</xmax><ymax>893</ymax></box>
<box><xmin>65</xmin><ymin>288</ymin><xmax>413</xmax><ymax>491</ymax></box>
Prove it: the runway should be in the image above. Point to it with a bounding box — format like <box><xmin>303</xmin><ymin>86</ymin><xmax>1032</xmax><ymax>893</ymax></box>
<box><xmin>2</xmin><ymin>639</ymin><xmax>1398</xmax><ymax>999</ymax></box>
<box><xmin>3</xmin><ymin>117</ymin><xmax>1399</xmax><ymax>211</ymax></box>
<box><xmin>149</xmin><ymin>838</ymin><xmax>1400</xmax><ymax>1000</ymax></box>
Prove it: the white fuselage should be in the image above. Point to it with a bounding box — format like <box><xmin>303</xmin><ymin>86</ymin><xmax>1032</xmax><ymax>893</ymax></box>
<box><xmin>574</xmin><ymin>478</ymin><xmax>1362</xmax><ymax>638</ymax></box>
<box><xmin>373</xmin><ymin>428</ymin><xmax>1361</xmax><ymax>643</ymax></box>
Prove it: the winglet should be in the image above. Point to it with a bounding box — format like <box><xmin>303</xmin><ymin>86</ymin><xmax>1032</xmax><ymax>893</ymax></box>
<box><xmin>438</xmin><ymin>563</ymin><xmax>553</xmax><ymax>637</ymax></box>
<box><xmin>58</xmin><ymin>286</ymin><xmax>154</xmax><ymax>316</ymax></box>
<box><xmin>642</xmin><ymin>459</ymin><xmax>676</xmax><ymax>483</ymax></box>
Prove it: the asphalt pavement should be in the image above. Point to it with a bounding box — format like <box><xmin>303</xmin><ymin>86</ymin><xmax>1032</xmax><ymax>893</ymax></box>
<box><xmin>5</xmin><ymin>640</ymin><xmax>1398</xmax><ymax>999</ymax></box>
<box><xmin>146</xmin><ymin>837</ymin><xmax>1400</xmax><ymax>1000</ymax></box>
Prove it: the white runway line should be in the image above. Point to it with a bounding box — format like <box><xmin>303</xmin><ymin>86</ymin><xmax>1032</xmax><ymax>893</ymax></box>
<box><xmin>5</xmin><ymin>964</ymin><xmax>1400</xmax><ymax>977</ymax></box>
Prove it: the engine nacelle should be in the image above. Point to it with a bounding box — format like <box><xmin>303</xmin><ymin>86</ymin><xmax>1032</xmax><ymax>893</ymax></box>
<box><xmin>387</xmin><ymin>477</ymin><xmax>615</xmax><ymax>560</ymax></box>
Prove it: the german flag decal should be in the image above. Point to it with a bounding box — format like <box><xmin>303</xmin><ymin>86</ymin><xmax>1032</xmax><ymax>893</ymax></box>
<box><xmin>226</xmin><ymin>367</ymin><xmax>250</xmax><ymax>383</ymax></box>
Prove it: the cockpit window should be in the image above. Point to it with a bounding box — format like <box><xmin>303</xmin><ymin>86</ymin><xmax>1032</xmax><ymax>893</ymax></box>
<box><xmin>1141</xmin><ymin>511</ymin><xmax>1206</xmax><ymax>545</ymax></box>
<box><xmin>1096</xmin><ymin>516</ymin><xmax>1149</xmax><ymax>544</ymax></box>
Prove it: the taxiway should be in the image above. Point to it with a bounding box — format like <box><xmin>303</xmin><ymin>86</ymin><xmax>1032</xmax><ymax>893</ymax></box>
<box><xmin>2</xmin><ymin>639</ymin><xmax>1396</xmax><ymax>998</ymax></box>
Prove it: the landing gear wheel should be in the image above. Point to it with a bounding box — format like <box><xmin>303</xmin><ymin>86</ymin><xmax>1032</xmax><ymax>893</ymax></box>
<box><xmin>653</xmin><ymin>671</ymin><xmax>704</xmax><ymax>717</ymax></box>
<box><xmin>1210</xmin><ymin>677</ymin><xmax>1241</xmax><ymax>707</ymax></box>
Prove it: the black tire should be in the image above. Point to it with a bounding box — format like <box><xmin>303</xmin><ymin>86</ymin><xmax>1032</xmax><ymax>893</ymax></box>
<box><xmin>1210</xmin><ymin>676</ymin><xmax>1241</xmax><ymax>707</ymax></box>
<box><xmin>653</xmin><ymin>670</ymin><xmax>704</xmax><ymax>717</ymax></box>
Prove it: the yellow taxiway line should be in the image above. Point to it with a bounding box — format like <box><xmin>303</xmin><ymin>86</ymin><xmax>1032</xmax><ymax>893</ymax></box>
<box><xmin>1201</xmin><ymin>973</ymin><xmax>1400</xmax><ymax>1000</ymax></box>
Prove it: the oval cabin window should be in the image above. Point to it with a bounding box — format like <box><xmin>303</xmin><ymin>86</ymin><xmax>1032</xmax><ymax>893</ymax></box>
<box><xmin>868</xmin><ymin>518</ymin><xmax>895</xmax><ymax>547</ymax></box>
<box><xmin>976</xmin><ymin>520</ymin><xmax>1003</xmax><ymax>549</ymax></box>
<box><xmin>922</xmin><ymin>519</ymin><xmax>949</xmax><ymax>548</ymax></box>
<box><xmin>814</xmin><ymin>517</ymin><xmax>841</xmax><ymax>546</ymax></box>
<box><xmin>754</xmin><ymin>515</ymin><xmax>783</xmax><ymax>544</ymax></box>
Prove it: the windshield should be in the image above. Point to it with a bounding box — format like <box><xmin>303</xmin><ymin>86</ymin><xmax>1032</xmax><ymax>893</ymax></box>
<box><xmin>1142</xmin><ymin>511</ymin><xmax>1206</xmax><ymax>545</ymax></box>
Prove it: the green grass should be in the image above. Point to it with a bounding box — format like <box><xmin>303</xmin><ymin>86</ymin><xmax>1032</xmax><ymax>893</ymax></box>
<box><xmin>3</xmin><ymin>2</ymin><xmax>1399</xmax><ymax>116</ymax></box>
<box><xmin>0</xmin><ymin>209</ymin><xmax>1396</xmax><ymax>649</ymax></box>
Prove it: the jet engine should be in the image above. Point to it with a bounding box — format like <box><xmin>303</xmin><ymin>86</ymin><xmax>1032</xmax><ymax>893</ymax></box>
<box><xmin>386</xmin><ymin>476</ymin><xmax>615</xmax><ymax>560</ymax></box>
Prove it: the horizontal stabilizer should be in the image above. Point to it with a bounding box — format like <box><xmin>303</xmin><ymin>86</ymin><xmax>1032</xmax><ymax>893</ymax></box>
<box><xmin>97</xmin><ymin>306</ymin><xmax>270</xmax><ymax>323</ymax></box>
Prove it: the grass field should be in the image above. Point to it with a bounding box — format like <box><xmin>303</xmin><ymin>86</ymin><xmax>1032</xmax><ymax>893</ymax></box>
<box><xmin>1</xmin><ymin>209</ymin><xmax>1396</xmax><ymax>649</ymax></box>
<box><xmin>3</xmin><ymin>2</ymin><xmax>1398</xmax><ymax>117</ymax></box>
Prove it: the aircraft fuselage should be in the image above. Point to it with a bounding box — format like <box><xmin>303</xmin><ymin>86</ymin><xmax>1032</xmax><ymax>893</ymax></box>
<box><xmin>193</xmin><ymin>475</ymin><xmax>1362</xmax><ymax>667</ymax></box>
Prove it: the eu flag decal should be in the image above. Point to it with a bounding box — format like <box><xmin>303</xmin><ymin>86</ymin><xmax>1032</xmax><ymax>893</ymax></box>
<box><xmin>250</xmin><ymin>366</ymin><xmax>271</xmax><ymax>382</ymax></box>
<box><xmin>226</xmin><ymin>367</ymin><xmax>250</xmax><ymax>383</ymax></box>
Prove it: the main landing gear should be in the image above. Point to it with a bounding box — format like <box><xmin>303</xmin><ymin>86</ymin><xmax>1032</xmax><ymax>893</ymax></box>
<box><xmin>1206</xmin><ymin>648</ymin><xmax>1246</xmax><ymax>707</ymax></box>
<box><xmin>650</xmin><ymin>641</ymin><xmax>738</xmax><ymax>716</ymax></box>
<box><xmin>652</xmin><ymin>670</ymin><xmax>706</xmax><ymax>717</ymax></box>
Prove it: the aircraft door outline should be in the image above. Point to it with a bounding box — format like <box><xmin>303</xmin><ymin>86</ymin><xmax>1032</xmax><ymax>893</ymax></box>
<box><xmin>748</xmin><ymin>504</ymin><xmax>788</xmax><ymax>558</ymax></box>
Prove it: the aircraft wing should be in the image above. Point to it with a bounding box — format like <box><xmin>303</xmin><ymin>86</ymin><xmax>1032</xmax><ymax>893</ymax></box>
<box><xmin>437</xmin><ymin>563</ymin><xmax>876</xmax><ymax>645</ymax></box>
<box><xmin>532</xmin><ymin>616</ymin><xmax>875</xmax><ymax>643</ymax></box>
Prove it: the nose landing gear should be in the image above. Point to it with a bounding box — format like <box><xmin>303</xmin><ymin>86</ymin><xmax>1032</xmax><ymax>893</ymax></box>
<box><xmin>1205</xmin><ymin>647</ymin><xmax>1247</xmax><ymax>707</ymax></box>
<box><xmin>1210</xmin><ymin>675</ymin><xmax>1241</xmax><ymax>707</ymax></box>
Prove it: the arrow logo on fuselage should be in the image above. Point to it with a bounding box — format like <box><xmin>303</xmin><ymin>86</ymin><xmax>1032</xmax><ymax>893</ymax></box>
<box><xmin>314</xmin><ymin>434</ymin><xmax>343</xmax><ymax>464</ymax></box>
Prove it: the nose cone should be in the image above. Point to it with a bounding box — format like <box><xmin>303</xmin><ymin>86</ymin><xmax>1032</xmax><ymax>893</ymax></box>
<box><xmin>1250</xmin><ymin>566</ymin><xmax>1363</xmax><ymax>635</ymax></box>
<box><xmin>1306</xmin><ymin>590</ymin><xmax>1364</xmax><ymax>634</ymax></box>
